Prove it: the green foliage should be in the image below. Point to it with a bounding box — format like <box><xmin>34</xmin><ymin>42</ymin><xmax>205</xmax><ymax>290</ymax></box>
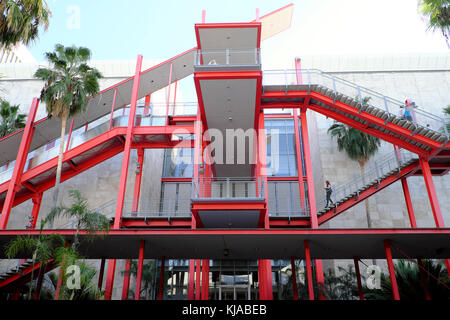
<box><xmin>123</xmin><ymin>260</ymin><xmax>162</xmax><ymax>300</ymax></box>
<box><xmin>327</xmin><ymin>97</ymin><xmax>381</xmax><ymax>167</ymax></box>
<box><xmin>44</xmin><ymin>189</ymin><xmax>110</xmax><ymax>246</ymax></box>
<box><xmin>34</xmin><ymin>44</ymin><xmax>102</xmax><ymax>121</ymax></box>
<box><xmin>0</xmin><ymin>0</ymin><xmax>51</xmax><ymax>49</ymax></box>
<box><xmin>5</xmin><ymin>223</ymin><xmax>64</xmax><ymax>300</ymax></box>
<box><xmin>419</xmin><ymin>0</ymin><xmax>450</xmax><ymax>47</ymax></box>
<box><xmin>0</xmin><ymin>99</ymin><xmax>26</xmax><ymax>138</ymax></box>
<box><xmin>365</xmin><ymin>259</ymin><xmax>450</xmax><ymax>300</ymax></box>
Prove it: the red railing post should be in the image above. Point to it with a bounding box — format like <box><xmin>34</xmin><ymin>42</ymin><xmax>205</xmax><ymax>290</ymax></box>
<box><xmin>0</xmin><ymin>98</ymin><xmax>39</xmax><ymax>229</ymax></box>
<box><xmin>65</xmin><ymin>119</ymin><xmax>75</xmax><ymax>152</ymax></box>
<box><xmin>108</xmin><ymin>88</ymin><xmax>118</xmax><ymax>131</ymax></box>
<box><xmin>304</xmin><ymin>240</ymin><xmax>314</xmax><ymax>300</ymax></box>
<box><xmin>353</xmin><ymin>257</ymin><xmax>364</xmax><ymax>300</ymax></box>
<box><xmin>201</xmin><ymin>259</ymin><xmax>209</xmax><ymax>300</ymax></box>
<box><xmin>291</xmin><ymin>257</ymin><xmax>299</xmax><ymax>300</ymax></box>
<box><xmin>384</xmin><ymin>240</ymin><xmax>400</xmax><ymax>300</ymax></box>
<box><xmin>135</xmin><ymin>240</ymin><xmax>145</xmax><ymax>300</ymax></box>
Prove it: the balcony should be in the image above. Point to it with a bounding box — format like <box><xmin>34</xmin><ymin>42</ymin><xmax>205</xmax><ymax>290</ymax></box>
<box><xmin>191</xmin><ymin>177</ymin><xmax>266</xmax><ymax>228</ymax></box>
<box><xmin>194</xmin><ymin>49</ymin><xmax>261</xmax><ymax>72</ymax></box>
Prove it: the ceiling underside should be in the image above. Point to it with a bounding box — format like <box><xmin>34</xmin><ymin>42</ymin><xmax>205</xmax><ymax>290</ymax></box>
<box><xmin>0</xmin><ymin>229</ymin><xmax>448</xmax><ymax>260</ymax></box>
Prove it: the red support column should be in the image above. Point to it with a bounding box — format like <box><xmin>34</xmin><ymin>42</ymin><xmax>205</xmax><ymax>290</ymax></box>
<box><xmin>104</xmin><ymin>259</ymin><xmax>116</xmax><ymax>300</ymax></box>
<box><xmin>195</xmin><ymin>259</ymin><xmax>201</xmax><ymax>300</ymax></box>
<box><xmin>258</xmin><ymin>260</ymin><xmax>266</xmax><ymax>300</ymax></box>
<box><xmin>144</xmin><ymin>94</ymin><xmax>151</xmax><ymax>115</ymax></box>
<box><xmin>98</xmin><ymin>258</ymin><xmax>106</xmax><ymax>291</ymax></box>
<box><xmin>353</xmin><ymin>257</ymin><xmax>364</xmax><ymax>300</ymax></box>
<box><xmin>29</xmin><ymin>193</ymin><xmax>42</xmax><ymax>230</ymax></box>
<box><xmin>384</xmin><ymin>240</ymin><xmax>400</xmax><ymax>300</ymax></box>
<box><xmin>300</xmin><ymin>109</ymin><xmax>318</xmax><ymax>227</ymax></box>
<box><xmin>135</xmin><ymin>240</ymin><xmax>145</xmax><ymax>300</ymax></box>
<box><xmin>417</xmin><ymin>258</ymin><xmax>431</xmax><ymax>300</ymax></box>
<box><xmin>188</xmin><ymin>260</ymin><xmax>195</xmax><ymax>300</ymax></box>
<box><xmin>300</xmin><ymin>109</ymin><xmax>325</xmax><ymax>298</ymax></box>
<box><xmin>11</xmin><ymin>286</ymin><xmax>21</xmax><ymax>300</ymax></box>
<box><xmin>112</xmin><ymin>54</ymin><xmax>143</xmax><ymax>229</ymax></box>
<box><xmin>419</xmin><ymin>157</ymin><xmax>445</xmax><ymax>228</ymax></box>
<box><xmin>401</xmin><ymin>178</ymin><xmax>417</xmax><ymax>228</ymax></box>
<box><xmin>295</xmin><ymin>57</ymin><xmax>303</xmax><ymax>84</ymax></box>
<box><xmin>201</xmin><ymin>259</ymin><xmax>209</xmax><ymax>300</ymax></box>
<box><xmin>290</xmin><ymin>257</ymin><xmax>299</xmax><ymax>300</ymax></box>
<box><xmin>304</xmin><ymin>240</ymin><xmax>314</xmax><ymax>300</ymax></box>
<box><xmin>121</xmin><ymin>259</ymin><xmax>131</xmax><ymax>300</ymax></box>
<box><xmin>132</xmin><ymin>148</ymin><xmax>145</xmax><ymax>213</ymax></box>
<box><xmin>173</xmin><ymin>80</ymin><xmax>178</xmax><ymax>116</ymax></box>
<box><xmin>158</xmin><ymin>256</ymin><xmax>166</xmax><ymax>300</ymax></box>
<box><xmin>0</xmin><ymin>98</ymin><xmax>39</xmax><ymax>229</ymax></box>
<box><xmin>108</xmin><ymin>88</ymin><xmax>118</xmax><ymax>130</ymax></box>
<box><xmin>293</xmin><ymin>109</ymin><xmax>307</xmax><ymax>213</ymax></box>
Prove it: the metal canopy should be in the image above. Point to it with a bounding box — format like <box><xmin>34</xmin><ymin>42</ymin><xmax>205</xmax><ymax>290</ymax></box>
<box><xmin>0</xmin><ymin>228</ymin><xmax>448</xmax><ymax>260</ymax></box>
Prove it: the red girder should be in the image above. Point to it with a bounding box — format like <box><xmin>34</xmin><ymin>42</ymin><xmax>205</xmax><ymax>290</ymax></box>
<box><xmin>318</xmin><ymin>161</ymin><xmax>420</xmax><ymax>225</ymax></box>
<box><xmin>0</xmin><ymin>260</ymin><xmax>56</xmax><ymax>290</ymax></box>
<box><xmin>261</xmin><ymin>90</ymin><xmax>443</xmax><ymax>154</ymax></box>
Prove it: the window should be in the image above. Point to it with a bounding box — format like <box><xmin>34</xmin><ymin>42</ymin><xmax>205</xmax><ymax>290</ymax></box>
<box><xmin>162</xmin><ymin>148</ymin><xmax>194</xmax><ymax>178</ymax></box>
<box><xmin>265</xmin><ymin>119</ymin><xmax>298</xmax><ymax>177</ymax></box>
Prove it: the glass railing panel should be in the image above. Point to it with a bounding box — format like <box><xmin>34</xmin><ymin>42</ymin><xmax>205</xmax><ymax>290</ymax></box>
<box><xmin>120</xmin><ymin>199</ymin><xmax>192</xmax><ymax>218</ymax></box>
<box><xmin>192</xmin><ymin>177</ymin><xmax>265</xmax><ymax>200</ymax></box>
<box><xmin>194</xmin><ymin>49</ymin><xmax>261</xmax><ymax>69</ymax></box>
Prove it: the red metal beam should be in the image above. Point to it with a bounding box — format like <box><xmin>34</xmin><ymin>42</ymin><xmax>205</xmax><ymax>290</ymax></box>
<box><xmin>420</xmin><ymin>157</ymin><xmax>445</xmax><ymax>228</ymax></box>
<box><xmin>401</xmin><ymin>178</ymin><xmax>417</xmax><ymax>228</ymax></box>
<box><xmin>158</xmin><ymin>256</ymin><xmax>166</xmax><ymax>300</ymax></box>
<box><xmin>121</xmin><ymin>259</ymin><xmax>131</xmax><ymax>300</ymax></box>
<box><xmin>104</xmin><ymin>260</ymin><xmax>116</xmax><ymax>300</ymax></box>
<box><xmin>293</xmin><ymin>109</ymin><xmax>306</xmax><ymax>211</ymax></box>
<box><xmin>113</xmin><ymin>55</ymin><xmax>143</xmax><ymax>229</ymax></box>
<box><xmin>384</xmin><ymin>240</ymin><xmax>400</xmax><ymax>300</ymax></box>
<box><xmin>135</xmin><ymin>240</ymin><xmax>145</xmax><ymax>300</ymax></box>
<box><xmin>318</xmin><ymin>161</ymin><xmax>419</xmax><ymax>225</ymax></box>
<box><xmin>291</xmin><ymin>257</ymin><xmax>299</xmax><ymax>300</ymax></box>
<box><xmin>0</xmin><ymin>98</ymin><xmax>39</xmax><ymax>229</ymax></box>
<box><xmin>354</xmin><ymin>257</ymin><xmax>364</xmax><ymax>300</ymax></box>
<box><xmin>304</xmin><ymin>240</ymin><xmax>314</xmax><ymax>300</ymax></box>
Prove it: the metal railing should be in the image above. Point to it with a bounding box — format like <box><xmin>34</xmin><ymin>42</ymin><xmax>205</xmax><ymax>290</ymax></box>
<box><xmin>0</xmin><ymin>103</ymin><xmax>198</xmax><ymax>185</ymax></box>
<box><xmin>191</xmin><ymin>177</ymin><xmax>266</xmax><ymax>201</ymax></box>
<box><xmin>263</xmin><ymin>69</ymin><xmax>450</xmax><ymax>138</ymax></box>
<box><xmin>317</xmin><ymin>149</ymin><xmax>418</xmax><ymax>211</ymax></box>
<box><xmin>194</xmin><ymin>48</ymin><xmax>261</xmax><ymax>69</ymax></box>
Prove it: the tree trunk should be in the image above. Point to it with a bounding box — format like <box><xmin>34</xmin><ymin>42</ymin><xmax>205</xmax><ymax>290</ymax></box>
<box><xmin>359</xmin><ymin>160</ymin><xmax>376</xmax><ymax>266</ymax></box>
<box><xmin>33</xmin><ymin>263</ymin><xmax>46</xmax><ymax>300</ymax></box>
<box><xmin>28</xmin><ymin>251</ymin><xmax>37</xmax><ymax>300</ymax></box>
<box><xmin>52</xmin><ymin>114</ymin><xmax>68</xmax><ymax>212</ymax></box>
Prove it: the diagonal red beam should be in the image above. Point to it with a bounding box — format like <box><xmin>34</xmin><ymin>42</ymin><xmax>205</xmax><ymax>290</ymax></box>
<box><xmin>318</xmin><ymin>161</ymin><xmax>420</xmax><ymax>225</ymax></box>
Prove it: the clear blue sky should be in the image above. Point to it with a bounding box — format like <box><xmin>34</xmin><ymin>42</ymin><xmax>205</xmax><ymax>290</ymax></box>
<box><xmin>29</xmin><ymin>0</ymin><xmax>448</xmax><ymax>62</ymax></box>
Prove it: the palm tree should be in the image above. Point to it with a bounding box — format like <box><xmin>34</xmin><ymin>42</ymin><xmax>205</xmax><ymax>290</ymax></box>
<box><xmin>44</xmin><ymin>189</ymin><xmax>110</xmax><ymax>249</ymax></box>
<box><xmin>5</xmin><ymin>222</ymin><xmax>64</xmax><ymax>300</ymax></box>
<box><xmin>327</xmin><ymin>97</ymin><xmax>381</xmax><ymax>230</ymax></box>
<box><xmin>0</xmin><ymin>0</ymin><xmax>51</xmax><ymax>49</ymax></box>
<box><xmin>444</xmin><ymin>105</ymin><xmax>450</xmax><ymax>133</ymax></box>
<box><xmin>34</xmin><ymin>45</ymin><xmax>102</xmax><ymax>208</ymax></box>
<box><xmin>419</xmin><ymin>0</ymin><xmax>450</xmax><ymax>49</ymax></box>
<box><xmin>0</xmin><ymin>100</ymin><xmax>26</xmax><ymax>138</ymax></box>
<box><xmin>365</xmin><ymin>259</ymin><xmax>450</xmax><ymax>300</ymax></box>
<box><xmin>123</xmin><ymin>260</ymin><xmax>158</xmax><ymax>300</ymax></box>
<box><xmin>44</xmin><ymin>189</ymin><xmax>109</xmax><ymax>299</ymax></box>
